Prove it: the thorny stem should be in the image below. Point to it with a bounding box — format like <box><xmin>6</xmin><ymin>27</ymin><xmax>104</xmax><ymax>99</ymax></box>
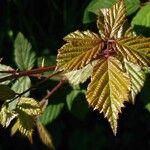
<box><xmin>42</xmin><ymin>79</ymin><xmax>65</xmax><ymax>101</ymax></box>
<box><xmin>9</xmin><ymin>70</ymin><xmax>63</xmax><ymax>102</ymax></box>
<box><xmin>0</xmin><ymin>66</ymin><xmax>56</xmax><ymax>83</ymax></box>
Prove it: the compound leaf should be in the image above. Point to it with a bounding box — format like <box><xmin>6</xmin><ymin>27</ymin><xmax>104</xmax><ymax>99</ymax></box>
<box><xmin>57</xmin><ymin>30</ymin><xmax>103</xmax><ymax>71</ymax></box>
<box><xmin>86</xmin><ymin>57</ymin><xmax>130</xmax><ymax>134</ymax></box>
<box><xmin>116</xmin><ymin>37</ymin><xmax>150</xmax><ymax>67</ymax></box>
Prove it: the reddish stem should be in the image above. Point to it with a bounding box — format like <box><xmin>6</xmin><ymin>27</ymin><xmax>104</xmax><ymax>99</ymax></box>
<box><xmin>0</xmin><ymin>66</ymin><xmax>56</xmax><ymax>82</ymax></box>
<box><xmin>42</xmin><ymin>79</ymin><xmax>65</xmax><ymax>101</ymax></box>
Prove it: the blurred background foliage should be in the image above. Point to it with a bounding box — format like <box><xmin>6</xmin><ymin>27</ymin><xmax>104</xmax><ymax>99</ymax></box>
<box><xmin>0</xmin><ymin>0</ymin><xmax>150</xmax><ymax>150</ymax></box>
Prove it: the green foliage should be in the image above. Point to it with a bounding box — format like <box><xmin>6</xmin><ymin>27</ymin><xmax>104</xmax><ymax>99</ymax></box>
<box><xmin>40</xmin><ymin>102</ymin><xmax>64</xmax><ymax>125</ymax></box>
<box><xmin>66</xmin><ymin>88</ymin><xmax>88</xmax><ymax>120</ymax></box>
<box><xmin>132</xmin><ymin>3</ymin><xmax>150</xmax><ymax>28</ymax></box>
<box><xmin>0</xmin><ymin>0</ymin><xmax>150</xmax><ymax>149</ymax></box>
<box><xmin>14</xmin><ymin>33</ymin><xmax>36</xmax><ymax>70</ymax></box>
<box><xmin>83</xmin><ymin>0</ymin><xmax>140</xmax><ymax>23</ymax></box>
<box><xmin>11</xmin><ymin>77</ymin><xmax>31</xmax><ymax>97</ymax></box>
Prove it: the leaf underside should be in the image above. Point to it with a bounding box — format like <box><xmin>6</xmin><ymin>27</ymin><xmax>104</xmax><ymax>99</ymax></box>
<box><xmin>124</xmin><ymin>60</ymin><xmax>146</xmax><ymax>103</ymax></box>
<box><xmin>86</xmin><ymin>57</ymin><xmax>130</xmax><ymax>134</ymax></box>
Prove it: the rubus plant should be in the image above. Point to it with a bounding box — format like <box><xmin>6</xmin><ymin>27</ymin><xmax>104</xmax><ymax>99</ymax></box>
<box><xmin>56</xmin><ymin>0</ymin><xmax>150</xmax><ymax>134</ymax></box>
<box><xmin>0</xmin><ymin>0</ymin><xmax>150</xmax><ymax>149</ymax></box>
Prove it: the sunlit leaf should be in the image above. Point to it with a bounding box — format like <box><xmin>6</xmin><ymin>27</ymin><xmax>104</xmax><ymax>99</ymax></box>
<box><xmin>11</xmin><ymin>77</ymin><xmax>31</xmax><ymax>97</ymax></box>
<box><xmin>40</xmin><ymin>103</ymin><xmax>64</xmax><ymax>125</ymax></box>
<box><xmin>37</xmin><ymin>121</ymin><xmax>55</xmax><ymax>150</ymax></box>
<box><xmin>86</xmin><ymin>57</ymin><xmax>130</xmax><ymax>134</ymax></box>
<box><xmin>124</xmin><ymin>60</ymin><xmax>146</xmax><ymax>103</ymax></box>
<box><xmin>0</xmin><ymin>85</ymin><xmax>16</xmax><ymax>100</ymax></box>
<box><xmin>116</xmin><ymin>37</ymin><xmax>150</xmax><ymax>67</ymax></box>
<box><xmin>57</xmin><ymin>30</ymin><xmax>103</xmax><ymax>71</ymax></box>
<box><xmin>97</xmin><ymin>0</ymin><xmax>126</xmax><ymax>39</ymax></box>
<box><xmin>14</xmin><ymin>32</ymin><xmax>36</xmax><ymax>70</ymax></box>
<box><xmin>0</xmin><ymin>106</ymin><xmax>17</xmax><ymax>127</ymax></box>
<box><xmin>11</xmin><ymin>120</ymin><xmax>19</xmax><ymax>136</ymax></box>
<box><xmin>132</xmin><ymin>4</ymin><xmax>150</xmax><ymax>28</ymax></box>
<box><xmin>15</xmin><ymin>109</ymin><xmax>35</xmax><ymax>139</ymax></box>
<box><xmin>65</xmin><ymin>61</ymin><xmax>97</xmax><ymax>85</ymax></box>
<box><xmin>17</xmin><ymin>97</ymin><xmax>41</xmax><ymax>116</ymax></box>
<box><xmin>0</xmin><ymin>64</ymin><xmax>14</xmax><ymax>84</ymax></box>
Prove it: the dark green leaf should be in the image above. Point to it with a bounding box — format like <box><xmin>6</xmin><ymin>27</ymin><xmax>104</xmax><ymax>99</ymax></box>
<box><xmin>132</xmin><ymin>4</ymin><xmax>150</xmax><ymax>28</ymax></box>
<box><xmin>40</xmin><ymin>103</ymin><xmax>64</xmax><ymax>125</ymax></box>
<box><xmin>66</xmin><ymin>89</ymin><xmax>88</xmax><ymax>120</ymax></box>
<box><xmin>0</xmin><ymin>85</ymin><xmax>16</xmax><ymax>100</ymax></box>
<box><xmin>14</xmin><ymin>32</ymin><xmax>36</xmax><ymax>70</ymax></box>
<box><xmin>83</xmin><ymin>0</ymin><xmax>140</xmax><ymax>24</ymax></box>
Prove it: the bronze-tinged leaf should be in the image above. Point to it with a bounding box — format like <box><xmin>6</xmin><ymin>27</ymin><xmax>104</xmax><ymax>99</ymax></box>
<box><xmin>17</xmin><ymin>97</ymin><xmax>41</xmax><ymax>116</ymax></box>
<box><xmin>124</xmin><ymin>60</ymin><xmax>146</xmax><ymax>103</ymax></box>
<box><xmin>15</xmin><ymin>109</ymin><xmax>35</xmax><ymax>139</ymax></box>
<box><xmin>116</xmin><ymin>37</ymin><xmax>150</xmax><ymax>67</ymax></box>
<box><xmin>37</xmin><ymin>121</ymin><xmax>55</xmax><ymax>150</ymax></box>
<box><xmin>86</xmin><ymin>57</ymin><xmax>130</xmax><ymax>134</ymax></box>
<box><xmin>0</xmin><ymin>106</ymin><xmax>17</xmax><ymax>127</ymax></box>
<box><xmin>97</xmin><ymin>0</ymin><xmax>126</xmax><ymax>39</ymax></box>
<box><xmin>56</xmin><ymin>30</ymin><xmax>103</xmax><ymax>71</ymax></box>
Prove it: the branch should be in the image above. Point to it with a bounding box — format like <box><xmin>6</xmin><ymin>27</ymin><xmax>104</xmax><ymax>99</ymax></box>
<box><xmin>0</xmin><ymin>66</ymin><xmax>56</xmax><ymax>82</ymax></box>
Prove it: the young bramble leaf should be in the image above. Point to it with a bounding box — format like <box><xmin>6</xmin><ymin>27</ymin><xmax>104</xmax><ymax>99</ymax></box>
<box><xmin>37</xmin><ymin>121</ymin><xmax>55</xmax><ymax>150</ymax></box>
<box><xmin>17</xmin><ymin>97</ymin><xmax>41</xmax><ymax>116</ymax></box>
<box><xmin>14</xmin><ymin>110</ymin><xmax>35</xmax><ymax>140</ymax></box>
<box><xmin>14</xmin><ymin>32</ymin><xmax>36</xmax><ymax>70</ymax></box>
<box><xmin>97</xmin><ymin>0</ymin><xmax>126</xmax><ymax>39</ymax></box>
<box><xmin>56</xmin><ymin>0</ymin><xmax>150</xmax><ymax>135</ymax></box>
<box><xmin>86</xmin><ymin>57</ymin><xmax>130</xmax><ymax>134</ymax></box>
<box><xmin>124</xmin><ymin>60</ymin><xmax>146</xmax><ymax>103</ymax></box>
<box><xmin>0</xmin><ymin>106</ymin><xmax>17</xmax><ymax>127</ymax></box>
<box><xmin>57</xmin><ymin>30</ymin><xmax>103</xmax><ymax>71</ymax></box>
<box><xmin>116</xmin><ymin>37</ymin><xmax>150</xmax><ymax>67</ymax></box>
